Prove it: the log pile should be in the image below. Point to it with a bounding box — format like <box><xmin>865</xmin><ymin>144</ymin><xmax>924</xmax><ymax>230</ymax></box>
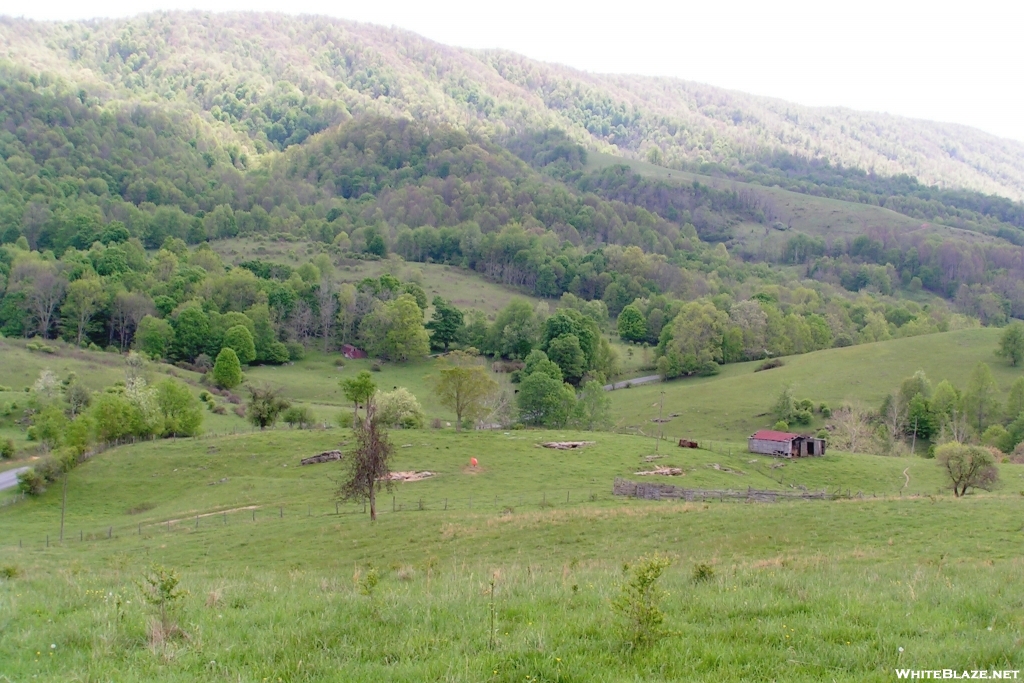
<box><xmin>539</xmin><ymin>441</ymin><xmax>595</xmax><ymax>450</ymax></box>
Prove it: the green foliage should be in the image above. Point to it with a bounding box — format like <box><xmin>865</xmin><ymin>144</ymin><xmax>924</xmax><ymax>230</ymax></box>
<box><xmin>282</xmin><ymin>405</ymin><xmax>315</xmax><ymax>429</ymax></box>
<box><xmin>0</xmin><ymin>438</ymin><xmax>14</xmax><ymax>459</ymax></box>
<box><xmin>963</xmin><ymin>363</ymin><xmax>1000</xmax><ymax>435</ymax></box>
<box><xmin>574</xmin><ymin>380</ymin><xmax>612</xmax><ymax>431</ymax></box>
<box><xmin>212</xmin><ymin>348</ymin><xmax>243</xmax><ymax>389</ymax></box>
<box><xmin>155</xmin><ymin>379</ymin><xmax>203</xmax><ymax>437</ymax></box>
<box><xmin>360</xmin><ymin>294</ymin><xmax>429</xmax><ymax>362</ymax></box>
<box><xmin>773</xmin><ymin>420</ymin><xmax>790</xmax><ymax>431</ymax></box>
<box><xmin>246</xmin><ymin>384</ymin><xmax>290</xmax><ymax>430</ymax></box>
<box><xmin>612</xmin><ymin>554</ymin><xmax>672</xmax><ymax>650</ymax></box>
<box><xmin>172</xmin><ymin>307</ymin><xmax>211</xmax><ymax>363</ymax></box>
<box><xmin>376</xmin><ymin>388</ymin><xmax>425</xmax><ymax>429</ymax></box>
<box><xmin>517</xmin><ymin>372</ymin><xmax>576</xmax><ymax>427</ymax></box>
<box><xmin>340</xmin><ymin>371</ymin><xmax>377</xmax><ymax>421</ymax></box>
<box><xmin>222</xmin><ymin>325</ymin><xmax>257</xmax><ymax>365</ymax></box>
<box><xmin>487</xmin><ymin>299</ymin><xmax>538</xmax><ymax>360</ymax></box>
<box><xmin>692</xmin><ymin>562</ymin><xmax>715</xmax><ymax>583</ymax></box>
<box><xmin>425</xmin><ymin>297</ymin><xmax>464</xmax><ymax>352</ymax></box>
<box><xmin>430</xmin><ymin>351</ymin><xmax>497</xmax><ymax>432</ymax></box>
<box><xmin>617</xmin><ymin>304</ymin><xmax>647</xmax><ymax>343</ymax></box>
<box><xmin>934</xmin><ymin>443</ymin><xmax>1000</xmax><ymax>497</ymax></box>
<box><xmin>996</xmin><ymin>321</ymin><xmax>1024</xmax><ymax>366</ymax></box>
<box><xmin>135</xmin><ymin>315</ymin><xmax>174</xmax><ymax>359</ymax></box>
<box><xmin>141</xmin><ymin>564</ymin><xmax>186</xmax><ymax>632</ymax></box>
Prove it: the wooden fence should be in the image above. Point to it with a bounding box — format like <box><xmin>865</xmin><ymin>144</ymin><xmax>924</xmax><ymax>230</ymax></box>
<box><xmin>613</xmin><ymin>477</ymin><xmax>832</xmax><ymax>503</ymax></box>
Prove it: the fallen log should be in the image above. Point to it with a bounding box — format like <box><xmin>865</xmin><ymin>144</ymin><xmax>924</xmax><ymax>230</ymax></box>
<box><xmin>300</xmin><ymin>450</ymin><xmax>344</xmax><ymax>466</ymax></box>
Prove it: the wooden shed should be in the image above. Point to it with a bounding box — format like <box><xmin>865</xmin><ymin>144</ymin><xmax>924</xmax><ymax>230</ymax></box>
<box><xmin>748</xmin><ymin>430</ymin><xmax>826</xmax><ymax>458</ymax></box>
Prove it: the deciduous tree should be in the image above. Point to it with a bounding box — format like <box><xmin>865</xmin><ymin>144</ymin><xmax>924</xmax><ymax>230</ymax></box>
<box><xmin>935</xmin><ymin>443</ymin><xmax>999</xmax><ymax>497</ymax></box>
<box><xmin>430</xmin><ymin>351</ymin><xmax>498</xmax><ymax>432</ymax></box>
<box><xmin>337</xmin><ymin>398</ymin><xmax>394</xmax><ymax>521</ymax></box>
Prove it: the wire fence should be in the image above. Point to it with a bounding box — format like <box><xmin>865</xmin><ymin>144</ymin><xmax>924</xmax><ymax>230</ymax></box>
<box><xmin>3</xmin><ymin>487</ymin><xmax>618</xmax><ymax>551</ymax></box>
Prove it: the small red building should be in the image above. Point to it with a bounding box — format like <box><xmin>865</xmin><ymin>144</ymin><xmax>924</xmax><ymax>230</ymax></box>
<box><xmin>748</xmin><ymin>430</ymin><xmax>825</xmax><ymax>457</ymax></box>
<box><xmin>341</xmin><ymin>344</ymin><xmax>367</xmax><ymax>359</ymax></box>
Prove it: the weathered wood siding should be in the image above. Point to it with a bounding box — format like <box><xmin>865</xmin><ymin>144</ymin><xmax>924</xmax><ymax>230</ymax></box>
<box><xmin>748</xmin><ymin>437</ymin><xmax>793</xmax><ymax>456</ymax></box>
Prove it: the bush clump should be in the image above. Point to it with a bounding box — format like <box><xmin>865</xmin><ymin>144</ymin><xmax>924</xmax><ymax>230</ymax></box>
<box><xmin>755</xmin><ymin>358</ymin><xmax>784</xmax><ymax>372</ymax></box>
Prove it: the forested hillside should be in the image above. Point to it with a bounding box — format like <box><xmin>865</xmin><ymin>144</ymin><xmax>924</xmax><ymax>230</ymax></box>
<box><xmin>2</xmin><ymin>10</ymin><xmax>1024</xmax><ymax>368</ymax></box>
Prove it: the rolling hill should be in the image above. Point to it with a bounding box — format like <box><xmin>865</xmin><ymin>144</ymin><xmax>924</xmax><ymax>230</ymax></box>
<box><xmin>3</xmin><ymin>11</ymin><xmax>1024</xmax><ymax>201</ymax></box>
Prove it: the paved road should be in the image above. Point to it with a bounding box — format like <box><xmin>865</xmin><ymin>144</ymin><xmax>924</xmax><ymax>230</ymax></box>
<box><xmin>0</xmin><ymin>467</ymin><xmax>29</xmax><ymax>492</ymax></box>
<box><xmin>604</xmin><ymin>374</ymin><xmax>661</xmax><ymax>391</ymax></box>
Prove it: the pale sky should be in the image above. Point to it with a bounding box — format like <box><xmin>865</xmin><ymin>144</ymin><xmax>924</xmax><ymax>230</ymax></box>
<box><xmin>7</xmin><ymin>0</ymin><xmax>1024</xmax><ymax>142</ymax></box>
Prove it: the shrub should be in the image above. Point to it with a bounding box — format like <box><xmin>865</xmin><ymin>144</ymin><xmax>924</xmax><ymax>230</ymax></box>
<box><xmin>793</xmin><ymin>409</ymin><xmax>813</xmax><ymax>426</ymax></box>
<box><xmin>0</xmin><ymin>439</ymin><xmax>14</xmax><ymax>459</ymax></box>
<box><xmin>821</xmin><ymin>407</ymin><xmax>832</xmax><ymax>418</ymax></box>
<box><xmin>283</xmin><ymin>405</ymin><xmax>314</xmax><ymax>429</ymax></box>
<box><xmin>376</xmin><ymin>388</ymin><xmax>425</xmax><ymax>429</ymax></box>
<box><xmin>613</xmin><ymin>554</ymin><xmax>672</xmax><ymax>650</ymax></box>
<box><xmin>370</xmin><ymin>360</ymin><xmax>383</xmax><ymax>372</ymax></box>
<box><xmin>233</xmin><ymin>405</ymin><xmax>246</xmax><ymax>418</ymax></box>
<box><xmin>773</xmin><ymin>420</ymin><xmax>789</xmax><ymax>431</ymax></box>
<box><xmin>212</xmin><ymin>405</ymin><xmax>227</xmax><ymax>415</ymax></box>
<box><xmin>0</xmin><ymin>565</ymin><xmax>19</xmax><ymax>579</ymax></box>
<box><xmin>17</xmin><ymin>468</ymin><xmax>45</xmax><ymax>495</ymax></box>
<box><xmin>336</xmin><ymin>410</ymin><xmax>354</xmax><ymax>429</ymax></box>
<box><xmin>755</xmin><ymin>358</ymin><xmax>784</xmax><ymax>372</ymax></box>
<box><xmin>430</xmin><ymin>417</ymin><xmax>443</xmax><ymax>429</ymax></box>
<box><xmin>692</xmin><ymin>562</ymin><xmax>715</xmax><ymax>583</ymax></box>
<box><xmin>797</xmin><ymin>399</ymin><xmax>814</xmax><ymax>411</ymax></box>
<box><xmin>285</xmin><ymin>342</ymin><xmax>305</xmax><ymax>361</ymax></box>
<box><xmin>334</xmin><ymin>357</ymin><xmax>346</xmax><ymax>367</ymax></box>
<box><xmin>818</xmin><ymin>402</ymin><xmax>830</xmax><ymax>414</ymax></box>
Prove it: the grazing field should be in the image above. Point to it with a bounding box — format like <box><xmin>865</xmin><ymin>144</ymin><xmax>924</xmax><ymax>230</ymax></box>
<box><xmin>212</xmin><ymin>239</ymin><xmax>543</xmax><ymax>317</ymax></box>
<box><xmin>610</xmin><ymin>327</ymin><xmax>1020</xmax><ymax>440</ymax></box>
<box><xmin>1</xmin><ymin>429</ymin><xmax>1022</xmax><ymax>681</ymax></box>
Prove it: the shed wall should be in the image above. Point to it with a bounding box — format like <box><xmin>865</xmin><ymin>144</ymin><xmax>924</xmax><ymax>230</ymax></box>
<box><xmin>748</xmin><ymin>438</ymin><xmax>793</xmax><ymax>456</ymax></box>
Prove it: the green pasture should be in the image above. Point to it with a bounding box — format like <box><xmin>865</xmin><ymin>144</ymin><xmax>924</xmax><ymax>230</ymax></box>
<box><xmin>610</xmin><ymin>327</ymin><xmax>1023</xmax><ymax>440</ymax></box>
<box><xmin>1</xmin><ymin>428</ymin><xmax>1022</xmax><ymax>681</ymax></box>
<box><xmin>212</xmin><ymin>239</ymin><xmax>542</xmax><ymax>317</ymax></box>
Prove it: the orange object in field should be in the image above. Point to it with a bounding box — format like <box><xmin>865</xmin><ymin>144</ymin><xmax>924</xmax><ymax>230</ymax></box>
<box><xmin>470</xmin><ymin>457</ymin><xmax>478</xmax><ymax>467</ymax></box>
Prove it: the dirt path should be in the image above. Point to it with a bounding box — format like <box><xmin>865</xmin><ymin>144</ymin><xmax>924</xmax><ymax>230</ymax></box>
<box><xmin>161</xmin><ymin>505</ymin><xmax>261</xmax><ymax>525</ymax></box>
<box><xmin>902</xmin><ymin>467</ymin><xmax>910</xmax><ymax>490</ymax></box>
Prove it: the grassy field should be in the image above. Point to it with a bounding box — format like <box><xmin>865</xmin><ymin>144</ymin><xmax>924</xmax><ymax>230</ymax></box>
<box><xmin>1</xmin><ymin>429</ymin><xmax>1022</xmax><ymax>681</ymax></box>
<box><xmin>212</xmin><ymin>239</ymin><xmax>542</xmax><ymax>317</ymax></box>
<box><xmin>609</xmin><ymin>327</ymin><xmax>1022</xmax><ymax>440</ymax></box>
<box><xmin>0</xmin><ymin>337</ymin><xmax>246</xmax><ymax>461</ymax></box>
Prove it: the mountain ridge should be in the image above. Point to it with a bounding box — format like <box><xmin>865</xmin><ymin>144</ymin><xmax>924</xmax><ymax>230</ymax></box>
<box><xmin>2</xmin><ymin>11</ymin><xmax>1024</xmax><ymax>199</ymax></box>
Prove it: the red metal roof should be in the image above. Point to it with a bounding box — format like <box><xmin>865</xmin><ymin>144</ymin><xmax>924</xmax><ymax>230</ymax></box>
<box><xmin>750</xmin><ymin>430</ymin><xmax>799</xmax><ymax>442</ymax></box>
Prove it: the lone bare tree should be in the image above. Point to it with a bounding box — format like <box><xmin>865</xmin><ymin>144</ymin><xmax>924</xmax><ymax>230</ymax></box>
<box><xmin>337</xmin><ymin>398</ymin><xmax>394</xmax><ymax>521</ymax></box>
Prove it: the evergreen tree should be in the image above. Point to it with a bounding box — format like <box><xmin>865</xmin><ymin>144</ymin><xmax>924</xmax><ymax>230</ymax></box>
<box><xmin>426</xmin><ymin>297</ymin><xmax>464</xmax><ymax>351</ymax></box>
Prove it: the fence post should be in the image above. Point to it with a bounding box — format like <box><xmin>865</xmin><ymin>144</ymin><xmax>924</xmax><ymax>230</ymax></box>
<box><xmin>335</xmin><ymin>502</ymin><xmax>339</xmax><ymax>515</ymax></box>
<box><xmin>252</xmin><ymin>509</ymin><xmax>256</xmax><ymax>522</ymax></box>
<box><xmin>444</xmin><ymin>498</ymin><xmax>448</xmax><ymax>510</ymax></box>
<box><xmin>279</xmin><ymin>506</ymin><xmax>283</xmax><ymax>519</ymax></box>
<box><xmin>566</xmin><ymin>490</ymin><xmax>569</xmax><ymax>503</ymax></box>
<box><xmin>195</xmin><ymin>515</ymin><xmax>199</xmax><ymax>529</ymax></box>
<box><xmin>46</xmin><ymin>535</ymin><xmax>49</xmax><ymax>548</ymax></box>
<box><xmin>108</xmin><ymin>527</ymin><xmax>112</xmax><ymax>539</ymax></box>
<box><xmin>138</xmin><ymin>523</ymin><xmax>141</xmax><ymax>535</ymax></box>
<box><xmin>469</xmin><ymin>496</ymin><xmax>472</xmax><ymax>510</ymax></box>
